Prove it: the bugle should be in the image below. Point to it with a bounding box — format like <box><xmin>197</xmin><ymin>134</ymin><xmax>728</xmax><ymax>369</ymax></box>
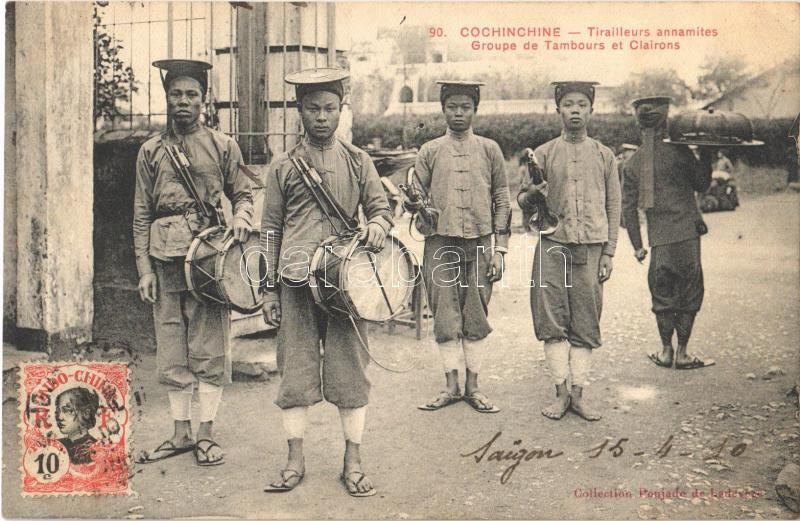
<box><xmin>520</xmin><ymin>147</ymin><xmax>560</xmax><ymax>236</ymax></box>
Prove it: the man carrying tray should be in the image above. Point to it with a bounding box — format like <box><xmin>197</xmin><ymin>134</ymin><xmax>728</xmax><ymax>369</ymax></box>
<box><xmin>260</xmin><ymin>68</ymin><xmax>393</xmax><ymax>497</ymax></box>
<box><xmin>622</xmin><ymin>96</ymin><xmax>714</xmax><ymax>370</ymax></box>
<box><xmin>133</xmin><ymin>59</ymin><xmax>254</xmax><ymax>466</ymax></box>
<box><xmin>410</xmin><ymin>80</ymin><xmax>511</xmax><ymax>414</ymax></box>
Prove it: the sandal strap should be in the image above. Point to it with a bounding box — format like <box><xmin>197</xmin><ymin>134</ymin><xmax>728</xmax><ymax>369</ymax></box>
<box><xmin>465</xmin><ymin>391</ymin><xmax>493</xmax><ymax>408</ymax></box>
<box><xmin>430</xmin><ymin>390</ymin><xmax>460</xmax><ymax>404</ymax></box>
<box><xmin>344</xmin><ymin>470</ymin><xmax>365</xmax><ymax>487</ymax></box>
<box><xmin>280</xmin><ymin>468</ymin><xmax>303</xmax><ymax>482</ymax></box>
<box><xmin>154</xmin><ymin>440</ymin><xmax>178</xmax><ymax>452</ymax></box>
<box><xmin>195</xmin><ymin>438</ymin><xmax>221</xmax><ymax>452</ymax></box>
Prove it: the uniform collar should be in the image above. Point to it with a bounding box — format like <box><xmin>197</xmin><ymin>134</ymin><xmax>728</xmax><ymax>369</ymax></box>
<box><xmin>171</xmin><ymin>121</ymin><xmax>202</xmax><ymax>136</ymax></box>
<box><xmin>446</xmin><ymin>127</ymin><xmax>473</xmax><ymax>141</ymax></box>
<box><xmin>303</xmin><ymin>135</ymin><xmax>337</xmax><ymax>151</ymax></box>
<box><xmin>561</xmin><ymin>129</ymin><xmax>588</xmax><ymax>144</ymax></box>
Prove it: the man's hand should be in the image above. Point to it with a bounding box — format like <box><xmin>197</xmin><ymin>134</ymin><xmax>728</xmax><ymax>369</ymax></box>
<box><xmin>402</xmin><ymin>197</ymin><xmax>425</xmax><ymax>213</ymax></box>
<box><xmin>138</xmin><ymin>273</ymin><xmax>158</xmax><ymax>304</ymax></box>
<box><xmin>261</xmin><ymin>293</ymin><xmax>281</xmax><ymax>327</ymax></box>
<box><xmin>225</xmin><ymin>216</ymin><xmax>251</xmax><ymax>243</ymax></box>
<box><xmin>598</xmin><ymin>254</ymin><xmax>614</xmax><ymax>283</ymax></box>
<box><xmin>634</xmin><ymin>248</ymin><xmax>648</xmax><ymax>264</ymax></box>
<box><xmin>364</xmin><ymin>222</ymin><xmax>387</xmax><ymax>251</ymax></box>
<box><xmin>525</xmin><ymin>180</ymin><xmax>549</xmax><ymax>198</ymax></box>
<box><xmin>486</xmin><ymin>252</ymin><xmax>505</xmax><ymax>282</ymax></box>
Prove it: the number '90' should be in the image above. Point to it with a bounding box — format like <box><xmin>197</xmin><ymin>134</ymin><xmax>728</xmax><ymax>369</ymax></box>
<box><xmin>429</xmin><ymin>27</ymin><xmax>444</xmax><ymax>37</ymax></box>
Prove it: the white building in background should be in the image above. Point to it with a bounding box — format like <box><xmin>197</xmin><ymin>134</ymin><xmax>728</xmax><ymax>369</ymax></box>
<box><xmin>349</xmin><ymin>34</ymin><xmax>621</xmax><ymax>116</ymax></box>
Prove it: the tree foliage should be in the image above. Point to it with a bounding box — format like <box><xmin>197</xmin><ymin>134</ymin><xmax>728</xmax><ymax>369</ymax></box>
<box><xmin>353</xmin><ymin>112</ymin><xmax>795</xmax><ymax>168</ymax></box>
<box><xmin>610</xmin><ymin>69</ymin><xmax>693</xmax><ymax>113</ymax></box>
<box><xmin>694</xmin><ymin>55</ymin><xmax>755</xmax><ymax>100</ymax></box>
<box><xmin>93</xmin><ymin>4</ymin><xmax>138</xmax><ymax>128</ymax></box>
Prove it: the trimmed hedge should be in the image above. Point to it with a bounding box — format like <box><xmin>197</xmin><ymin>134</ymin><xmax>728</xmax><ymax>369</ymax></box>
<box><xmin>353</xmin><ymin>113</ymin><xmax>797</xmax><ymax>168</ymax></box>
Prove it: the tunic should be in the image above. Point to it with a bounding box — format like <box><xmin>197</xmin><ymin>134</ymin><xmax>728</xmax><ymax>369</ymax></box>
<box><xmin>260</xmin><ymin>137</ymin><xmax>393</xmax><ymax>409</ymax></box>
<box><xmin>414</xmin><ymin>128</ymin><xmax>511</xmax><ymax>343</ymax></box>
<box><xmin>521</xmin><ymin>133</ymin><xmax>620</xmax><ymax>349</ymax></box>
<box><xmin>133</xmin><ymin>125</ymin><xmax>254</xmax><ymax>388</ymax></box>
<box><xmin>622</xmin><ymin>138</ymin><xmax>711</xmax><ymax>314</ymax></box>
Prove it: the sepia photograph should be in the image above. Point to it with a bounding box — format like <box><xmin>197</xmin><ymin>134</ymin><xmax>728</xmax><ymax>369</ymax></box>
<box><xmin>2</xmin><ymin>1</ymin><xmax>799</xmax><ymax>518</ymax></box>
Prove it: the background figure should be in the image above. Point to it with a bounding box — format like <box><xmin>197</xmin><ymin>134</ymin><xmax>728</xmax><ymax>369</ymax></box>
<box><xmin>55</xmin><ymin>387</ymin><xmax>100</xmax><ymax>465</ymax></box>
<box><xmin>260</xmin><ymin>67</ymin><xmax>392</xmax><ymax>497</ymax></box>
<box><xmin>714</xmin><ymin>149</ymin><xmax>734</xmax><ymax>174</ymax></box>
<box><xmin>622</xmin><ymin>96</ymin><xmax>714</xmax><ymax>370</ymax></box>
<box><xmin>133</xmin><ymin>59</ymin><xmax>254</xmax><ymax>467</ymax></box>
<box><xmin>518</xmin><ymin>81</ymin><xmax>620</xmax><ymax>422</ymax></box>
<box><xmin>411</xmin><ymin>80</ymin><xmax>511</xmax><ymax>414</ymax></box>
<box><xmin>705</xmin><ymin>148</ymin><xmax>739</xmax><ymax>212</ymax></box>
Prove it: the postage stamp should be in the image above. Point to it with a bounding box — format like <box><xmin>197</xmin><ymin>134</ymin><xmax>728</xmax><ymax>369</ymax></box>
<box><xmin>18</xmin><ymin>362</ymin><xmax>130</xmax><ymax>496</ymax></box>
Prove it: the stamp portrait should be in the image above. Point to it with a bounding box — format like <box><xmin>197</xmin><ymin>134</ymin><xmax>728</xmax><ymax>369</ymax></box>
<box><xmin>18</xmin><ymin>362</ymin><xmax>130</xmax><ymax>496</ymax></box>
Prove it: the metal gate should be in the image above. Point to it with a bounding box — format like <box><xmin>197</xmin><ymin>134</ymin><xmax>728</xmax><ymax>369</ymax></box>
<box><xmin>93</xmin><ymin>1</ymin><xmax>339</xmax><ymax>164</ymax></box>
<box><xmin>94</xmin><ymin>1</ymin><xmax>343</xmax><ymax>335</ymax></box>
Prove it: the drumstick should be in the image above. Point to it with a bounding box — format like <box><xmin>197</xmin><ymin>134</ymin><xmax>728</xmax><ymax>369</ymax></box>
<box><xmin>290</xmin><ymin>157</ymin><xmax>342</xmax><ymax>236</ymax></box>
<box><xmin>297</xmin><ymin>158</ymin><xmax>359</xmax><ymax>234</ymax></box>
<box><xmin>365</xmin><ymin>250</ymin><xmax>394</xmax><ymax>317</ymax></box>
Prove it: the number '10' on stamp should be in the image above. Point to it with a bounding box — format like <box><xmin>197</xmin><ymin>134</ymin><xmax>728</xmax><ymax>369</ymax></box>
<box><xmin>18</xmin><ymin>362</ymin><xmax>130</xmax><ymax>496</ymax></box>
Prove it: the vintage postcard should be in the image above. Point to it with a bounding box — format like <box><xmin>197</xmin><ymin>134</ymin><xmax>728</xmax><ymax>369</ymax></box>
<box><xmin>2</xmin><ymin>1</ymin><xmax>799</xmax><ymax>519</ymax></box>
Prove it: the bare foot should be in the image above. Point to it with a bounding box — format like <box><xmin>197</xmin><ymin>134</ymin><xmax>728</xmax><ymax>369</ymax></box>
<box><xmin>136</xmin><ymin>420</ymin><xmax>193</xmax><ymax>463</ymax></box>
<box><xmin>342</xmin><ymin>440</ymin><xmax>375</xmax><ymax>497</ymax></box>
<box><xmin>541</xmin><ymin>383</ymin><xmax>570</xmax><ymax>420</ymax></box>
<box><xmin>265</xmin><ymin>439</ymin><xmax>305</xmax><ymax>492</ymax></box>
<box><xmin>570</xmin><ymin>386</ymin><xmax>602</xmax><ymax>421</ymax></box>
<box><xmin>196</xmin><ymin>421</ymin><xmax>224</xmax><ymax>464</ymax></box>
<box><xmin>648</xmin><ymin>345</ymin><xmax>674</xmax><ymax>368</ymax></box>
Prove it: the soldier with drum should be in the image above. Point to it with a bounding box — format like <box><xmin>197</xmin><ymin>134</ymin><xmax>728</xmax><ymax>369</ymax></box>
<box><xmin>259</xmin><ymin>68</ymin><xmax>393</xmax><ymax>497</ymax></box>
<box><xmin>133</xmin><ymin>59</ymin><xmax>254</xmax><ymax>466</ymax></box>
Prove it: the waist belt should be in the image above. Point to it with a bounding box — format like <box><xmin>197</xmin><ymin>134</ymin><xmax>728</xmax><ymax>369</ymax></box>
<box><xmin>155</xmin><ymin>207</ymin><xmax>200</xmax><ymax>219</ymax></box>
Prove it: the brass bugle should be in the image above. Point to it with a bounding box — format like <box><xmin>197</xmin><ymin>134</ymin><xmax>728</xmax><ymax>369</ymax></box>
<box><xmin>522</xmin><ymin>147</ymin><xmax>560</xmax><ymax>236</ymax></box>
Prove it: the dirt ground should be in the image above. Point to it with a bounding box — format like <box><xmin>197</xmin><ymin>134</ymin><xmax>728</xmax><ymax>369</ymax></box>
<box><xmin>3</xmin><ymin>191</ymin><xmax>799</xmax><ymax>519</ymax></box>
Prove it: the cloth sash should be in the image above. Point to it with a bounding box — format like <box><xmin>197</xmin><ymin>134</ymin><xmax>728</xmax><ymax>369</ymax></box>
<box><xmin>638</xmin><ymin>128</ymin><xmax>656</xmax><ymax>210</ymax></box>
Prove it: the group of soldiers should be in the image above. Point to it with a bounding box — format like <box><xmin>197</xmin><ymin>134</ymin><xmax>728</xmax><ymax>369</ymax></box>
<box><xmin>131</xmin><ymin>59</ymin><xmax>714</xmax><ymax>497</ymax></box>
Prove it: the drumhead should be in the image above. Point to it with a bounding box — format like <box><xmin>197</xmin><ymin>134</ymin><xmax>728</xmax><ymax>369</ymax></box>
<box><xmin>218</xmin><ymin>230</ymin><xmax>263</xmax><ymax>314</ymax></box>
<box><xmin>185</xmin><ymin>226</ymin><xmax>227</xmax><ymax>302</ymax></box>
<box><xmin>309</xmin><ymin>235</ymin><xmax>356</xmax><ymax>316</ymax></box>
<box><xmin>342</xmin><ymin>234</ymin><xmax>416</xmax><ymax>322</ymax></box>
